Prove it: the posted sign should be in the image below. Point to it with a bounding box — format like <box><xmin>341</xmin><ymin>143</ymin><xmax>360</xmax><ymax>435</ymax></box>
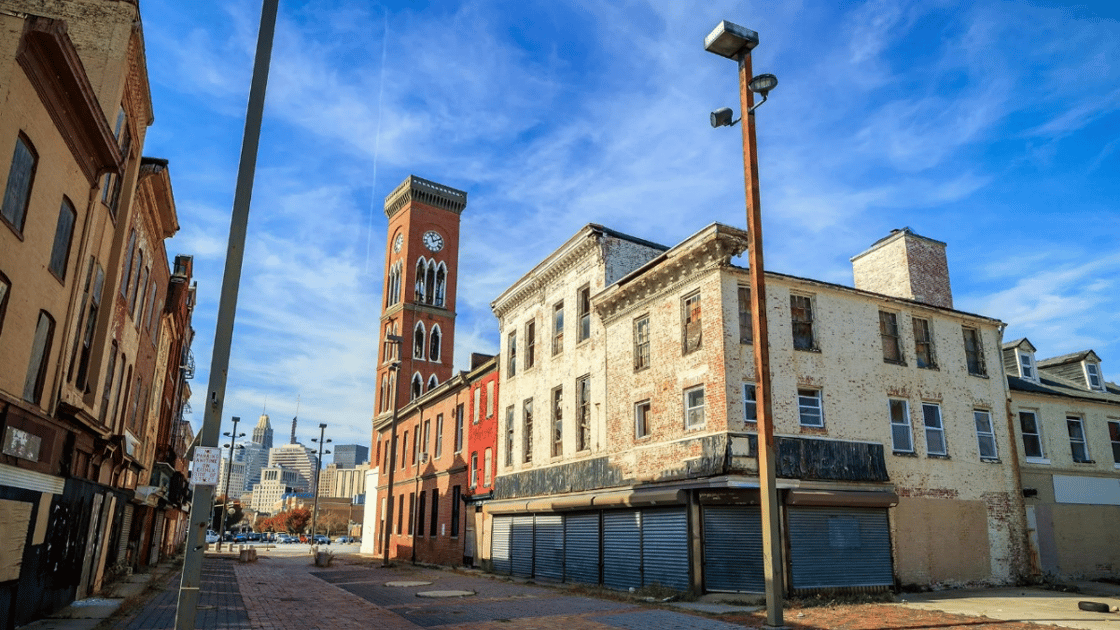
<box><xmin>192</xmin><ymin>446</ymin><xmax>222</xmax><ymax>486</ymax></box>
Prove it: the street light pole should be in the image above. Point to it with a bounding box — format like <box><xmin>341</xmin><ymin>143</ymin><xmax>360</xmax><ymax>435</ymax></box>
<box><xmin>310</xmin><ymin>423</ymin><xmax>331</xmax><ymax>541</ymax></box>
<box><xmin>216</xmin><ymin>416</ymin><xmax>244</xmax><ymax>552</ymax></box>
<box><xmin>381</xmin><ymin>334</ymin><xmax>403</xmax><ymax>567</ymax></box>
<box><xmin>705</xmin><ymin>20</ymin><xmax>785</xmax><ymax>628</ymax></box>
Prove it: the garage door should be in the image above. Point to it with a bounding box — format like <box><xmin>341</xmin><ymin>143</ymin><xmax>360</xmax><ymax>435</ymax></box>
<box><xmin>602</xmin><ymin>510</ymin><xmax>641</xmax><ymax>590</ymax></box>
<box><xmin>511</xmin><ymin>514</ymin><xmax>535</xmax><ymax>577</ymax></box>
<box><xmin>563</xmin><ymin>512</ymin><xmax>599</xmax><ymax>585</ymax></box>
<box><xmin>788</xmin><ymin>507</ymin><xmax>892</xmax><ymax>590</ymax></box>
<box><xmin>702</xmin><ymin>505</ymin><xmax>764</xmax><ymax>592</ymax></box>
<box><xmin>641</xmin><ymin>508</ymin><xmax>689</xmax><ymax>591</ymax></box>
<box><xmin>534</xmin><ymin>514</ymin><xmax>564</xmax><ymax>581</ymax></box>
<box><xmin>491</xmin><ymin>515</ymin><xmax>512</xmax><ymax>575</ymax></box>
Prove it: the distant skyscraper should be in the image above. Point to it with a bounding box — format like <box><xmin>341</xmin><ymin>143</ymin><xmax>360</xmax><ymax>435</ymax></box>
<box><xmin>252</xmin><ymin>413</ymin><xmax>273</xmax><ymax>449</ymax></box>
<box><xmin>267</xmin><ymin>443</ymin><xmax>318</xmax><ymax>491</ymax></box>
<box><xmin>333</xmin><ymin>444</ymin><xmax>368</xmax><ymax>468</ymax></box>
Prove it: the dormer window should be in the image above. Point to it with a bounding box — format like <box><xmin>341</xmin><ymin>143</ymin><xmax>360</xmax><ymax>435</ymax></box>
<box><xmin>1085</xmin><ymin>362</ymin><xmax>1104</xmax><ymax>391</ymax></box>
<box><xmin>1018</xmin><ymin>351</ymin><xmax>1036</xmax><ymax>381</ymax></box>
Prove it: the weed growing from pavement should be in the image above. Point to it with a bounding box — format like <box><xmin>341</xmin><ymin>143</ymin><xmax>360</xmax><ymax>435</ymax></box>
<box><xmin>786</xmin><ymin>590</ymin><xmax>897</xmax><ymax>609</ymax></box>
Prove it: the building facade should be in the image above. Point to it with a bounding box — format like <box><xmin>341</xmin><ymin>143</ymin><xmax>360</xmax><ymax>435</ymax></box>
<box><xmin>486</xmin><ymin>224</ymin><xmax>1025</xmax><ymax>593</ymax></box>
<box><xmin>333</xmin><ymin>443</ymin><xmax>368</xmax><ymax>468</ymax></box>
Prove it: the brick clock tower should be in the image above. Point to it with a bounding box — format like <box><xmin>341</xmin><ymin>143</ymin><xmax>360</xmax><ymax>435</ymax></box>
<box><xmin>374</xmin><ymin>176</ymin><xmax>467</xmax><ymax>422</ymax></box>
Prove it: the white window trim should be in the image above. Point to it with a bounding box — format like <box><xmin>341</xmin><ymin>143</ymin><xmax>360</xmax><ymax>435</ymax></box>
<box><xmin>1085</xmin><ymin>362</ymin><xmax>1104</xmax><ymax>391</ymax></box>
<box><xmin>922</xmin><ymin>402</ymin><xmax>947</xmax><ymax>456</ymax></box>
<box><xmin>1018</xmin><ymin>351</ymin><xmax>1036</xmax><ymax>381</ymax></box>
<box><xmin>889</xmin><ymin>398</ymin><xmax>913</xmax><ymax>453</ymax></box>
<box><xmin>973</xmin><ymin>409</ymin><xmax>999</xmax><ymax>460</ymax></box>
<box><xmin>634</xmin><ymin>399</ymin><xmax>651</xmax><ymax>440</ymax></box>
<box><xmin>1067</xmin><ymin>415</ymin><xmax>1090</xmax><ymax>463</ymax></box>
<box><xmin>1018</xmin><ymin>409</ymin><xmax>1048</xmax><ymax>463</ymax></box>
<box><xmin>684</xmin><ymin>385</ymin><xmax>705</xmax><ymax>430</ymax></box>
<box><xmin>797</xmin><ymin>389</ymin><xmax>824</xmax><ymax>427</ymax></box>
<box><xmin>743</xmin><ymin>383</ymin><xmax>757</xmax><ymax>424</ymax></box>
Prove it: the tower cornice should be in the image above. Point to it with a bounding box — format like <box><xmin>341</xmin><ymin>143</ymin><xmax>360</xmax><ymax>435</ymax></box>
<box><xmin>384</xmin><ymin>175</ymin><xmax>468</xmax><ymax>218</ymax></box>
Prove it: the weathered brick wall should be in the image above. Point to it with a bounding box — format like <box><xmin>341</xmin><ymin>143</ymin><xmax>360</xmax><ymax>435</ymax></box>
<box><xmin>851</xmin><ymin>230</ymin><xmax>952</xmax><ymax>309</ymax></box>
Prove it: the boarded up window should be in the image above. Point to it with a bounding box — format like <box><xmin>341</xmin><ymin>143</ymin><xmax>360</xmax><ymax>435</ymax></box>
<box><xmin>738</xmin><ymin>286</ymin><xmax>753</xmax><ymax>344</ymax></box>
<box><xmin>912</xmin><ymin>318</ymin><xmax>935</xmax><ymax>369</ymax></box>
<box><xmin>790</xmin><ymin>295</ymin><xmax>815</xmax><ymax>350</ymax></box>
<box><xmin>633</xmin><ymin>315</ymin><xmax>650</xmax><ymax>370</ymax></box>
<box><xmin>577</xmin><ymin>375</ymin><xmax>590</xmax><ymax>451</ymax></box>
<box><xmin>879</xmin><ymin>311</ymin><xmax>902</xmax><ymax>363</ymax></box>
<box><xmin>683</xmin><ymin>292</ymin><xmax>702</xmax><ymax>354</ymax></box>
<box><xmin>962</xmin><ymin>326</ymin><xmax>986</xmax><ymax>376</ymax></box>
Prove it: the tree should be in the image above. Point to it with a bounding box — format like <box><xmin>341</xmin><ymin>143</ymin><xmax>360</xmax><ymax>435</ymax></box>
<box><xmin>211</xmin><ymin>495</ymin><xmax>243</xmax><ymax>532</ymax></box>
<box><xmin>283</xmin><ymin>507</ymin><xmax>311</xmax><ymax>534</ymax></box>
<box><xmin>318</xmin><ymin>512</ymin><xmax>346</xmax><ymax>537</ymax></box>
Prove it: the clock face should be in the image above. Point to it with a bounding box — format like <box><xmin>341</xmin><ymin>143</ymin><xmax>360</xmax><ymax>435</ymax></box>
<box><xmin>393</xmin><ymin>233</ymin><xmax>403</xmax><ymax>253</ymax></box>
<box><xmin>423</xmin><ymin>230</ymin><xmax>444</xmax><ymax>252</ymax></box>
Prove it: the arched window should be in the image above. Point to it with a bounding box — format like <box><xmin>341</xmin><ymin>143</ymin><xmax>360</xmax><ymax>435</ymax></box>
<box><xmin>379</xmin><ymin>374</ymin><xmax>389</xmax><ymax>413</ymax></box>
<box><xmin>415</xmin><ymin>258</ymin><xmax>427</xmax><ymax>303</ymax></box>
<box><xmin>413</xmin><ymin>321</ymin><xmax>425</xmax><ymax>359</ymax></box>
<box><xmin>428</xmin><ymin>375</ymin><xmax>438</xmax><ymax>391</ymax></box>
<box><xmin>434</xmin><ymin>263</ymin><xmax>447</xmax><ymax>307</ymax></box>
<box><xmin>411</xmin><ymin>373</ymin><xmax>422</xmax><ymax>400</ymax></box>
<box><xmin>429</xmin><ymin>325</ymin><xmax>441</xmax><ymax>363</ymax></box>
<box><xmin>425</xmin><ymin>261</ymin><xmax>437</xmax><ymax>305</ymax></box>
<box><xmin>386</xmin><ymin>262</ymin><xmax>402</xmax><ymax>307</ymax></box>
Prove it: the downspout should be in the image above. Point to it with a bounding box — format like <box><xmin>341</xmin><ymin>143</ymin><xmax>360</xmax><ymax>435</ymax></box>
<box><xmin>996</xmin><ymin>322</ymin><xmax>1032</xmax><ymax>582</ymax></box>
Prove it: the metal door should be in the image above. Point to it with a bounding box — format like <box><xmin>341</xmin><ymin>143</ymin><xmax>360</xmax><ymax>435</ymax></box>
<box><xmin>702</xmin><ymin>505</ymin><xmax>764</xmax><ymax>592</ymax></box>
<box><xmin>533</xmin><ymin>514</ymin><xmax>564</xmax><ymax>581</ymax></box>
<box><xmin>641</xmin><ymin>508</ymin><xmax>689</xmax><ymax>591</ymax></box>
<box><xmin>787</xmin><ymin>507</ymin><xmax>892</xmax><ymax>590</ymax></box>
<box><xmin>602</xmin><ymin>510</ymin><xmax>641</xmax><ymax>590</ymax></box>
<box><xmin>491</xmin><ymin>515</ymin><xmax>512</xmax><ymax>574</ymax></box>
<box><xmin>511</xmin><ymin>514</ymin><xmax>535</xmax><ymax>577</ymax></box>
<box><xmin>563</xmin><ymin>512</ymin><xmax>600</xmax><ymax>585</ymax></box>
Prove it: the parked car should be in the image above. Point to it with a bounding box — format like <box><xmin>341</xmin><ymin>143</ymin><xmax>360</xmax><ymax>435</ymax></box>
<box><xmin>335</xmin><ymin>536</ymin><xmax>359</xmax><ymax>544</ymax></box>
<box><xmin>247</xmin><ymin>532</ymin><xmax>261</xmax><ymax>542</ymax></box>
<box><xmin>233</xmin><ymin>533</ymin><xmax>248</xmax><ymax>544</ymax></box>
<box><xmin>312</xmin><ymin>535</ymin><xmax>330</xmax><ymax>545</ymax></box>
<box><xmin>205</xmin><ymin>530</ymin><xmax>220</xmax><ymax>544</ymax></box>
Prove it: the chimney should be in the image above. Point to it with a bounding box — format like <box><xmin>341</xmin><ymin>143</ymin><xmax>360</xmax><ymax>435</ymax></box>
<box><xmin>851</xmin><ymin>228</ymin><xmax>953</xmax><ymax>309</ymax></box>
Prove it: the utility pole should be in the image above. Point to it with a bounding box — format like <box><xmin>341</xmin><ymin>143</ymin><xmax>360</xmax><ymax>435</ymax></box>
<box><xmin>310</xmin><ymin>423</ymin><xmax>331</xmax><ymax>540</ymax></box>
<box><xmin>216</xmin><ymin>416</ymin><xmax>244</xmax><ymax>552</ymax></box>
<box><xmin>381</xmin><ymin>335</ymin><xmax>403</xmax><ymax>566</ymax></box>
<box><xmin>174</xmin><ymin>1</ymin><xmax>277</xmax><ymax>628</ymax></box>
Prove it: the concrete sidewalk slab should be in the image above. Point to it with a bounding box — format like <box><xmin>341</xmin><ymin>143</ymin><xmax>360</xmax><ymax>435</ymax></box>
<box><xmin>901</xmin><ymin>586</ymin><xmax>1120</xmax><ymax>630</ymax></box>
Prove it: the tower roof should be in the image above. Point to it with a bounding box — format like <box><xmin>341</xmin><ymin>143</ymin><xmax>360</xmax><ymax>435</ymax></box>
<box><xmin>384</xmin><ymin>175</ymin><xmax>467</xmax><ymax>218</ymax></box>
<box><xmin>256</xmin><ymin>413</ymin><xmax>270</xmax><ymax>429</ymax></box>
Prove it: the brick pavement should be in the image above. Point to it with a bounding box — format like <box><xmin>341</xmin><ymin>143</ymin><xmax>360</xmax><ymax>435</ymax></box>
<box><xmin>116</xmin><ymin>556</ymin><xmax>251</xmax><ymax>630</ymax></box>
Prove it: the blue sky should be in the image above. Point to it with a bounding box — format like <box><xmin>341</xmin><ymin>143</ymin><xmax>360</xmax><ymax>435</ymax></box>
<box><xmin>138</xmin><ymin>0</ymin><xmax>1120</xmax><ymax>456</ymax></box>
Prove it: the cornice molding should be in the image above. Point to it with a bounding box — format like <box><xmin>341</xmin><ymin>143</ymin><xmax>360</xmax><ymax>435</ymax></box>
<box><xmin>491</xmin><ymin>232</ymin><xmax>600</xmax><ymax>320</ymax></box>
<box><xmin>384</xmin><ymin>175</ymin><xmax>467</xmax><ymax>219</ymax></box>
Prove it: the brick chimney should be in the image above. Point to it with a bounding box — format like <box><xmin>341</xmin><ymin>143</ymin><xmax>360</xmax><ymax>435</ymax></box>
<box><xmin>850</xmin><ymin>228</ymin><xmax>953</xmax><ymax>309</ymax></box>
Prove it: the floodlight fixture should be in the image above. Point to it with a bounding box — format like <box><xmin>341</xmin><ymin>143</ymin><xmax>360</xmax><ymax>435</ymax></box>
<box><xmin>704</xmin><ymin>20</ymin><xmax>759</xmax><ymax>59</ymax></box>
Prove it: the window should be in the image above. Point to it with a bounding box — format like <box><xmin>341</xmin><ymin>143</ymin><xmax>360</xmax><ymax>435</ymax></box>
<box><xmin>417</xmin><ymin>491</ymin><xmax>426</xmax><ymax>537</ymax></box>
<box><xmin>1108</xmin><ymin>421</ymin><xmax>1120</xmax><ymax>466</ymax></box>
<box><xmin>923</xmin><ymin>403</ymin><xmax>946</xmax><ymax>456</ymax></box>
<box><xmin>633</xmin><ymin>315</ymin><xmax>650</xmax><ymax>371</ymax></box>
<box><xmin>790</xmin><ymin>294</ymin><xmax>815</xmax><ymax>350</ymax></box>
<box><xmin>413</xmin><ymin>423</ymin><xmax>420</xmax><ymax>464</ymax></box>
<box><xmin>1019</xmin><ymin>411</ymin><xmax>1045</xmax><ymax>460</ymax></box>
<box><xmin>962</xmin><ymin>326</ymin><xmax>986</xmax><ymax>376</ymax></box>
<box><xmin>635</xmin><ymin>400</ymin><xmax>651</xmax><ymax>439</ymax></box>
<box><xmin>422</xmin><ymin>419</ymin><xmax>431</xmax><ymax>456</ymax></box>
<box><xmin>425</xmin><ymin>261</ymin><xmax>436</xmax><ymax>306</ymax></box>
<box><xmin>22</xmin><ymin>311</ymin><xmax>55</xmax><ymax>404</ymax></box>
<box><xmin>577</xmin><ymin>285</ymin><xmax>591</xmax><ymax>342</ymax></box>
<box><xmin>120</xmin><ymin>230</ymin><xmax>136</xmax><ymax>297</ymax></box>
<box><xmin>523</xmin><ymin>398</ymin><xmax>533</xmax><ymax>463</ymax></box>
<box><xmin>435</xmin><ymin>413</ymin><xmax>444</xmax><ymax>458</ymax></box>
<box><xmin>682</xmin><ymin>292</ymin><xmax>702</xmax><ymax>354</ymax></box>
<box><xmin>454</xmin><ymin>403</ymin><xmax>464</xmax><ymax>453</ymax></box>
<box><xmin>507</xmin><ymin>331</ymin><xmax>517</xmax><ymax>377</ymax></box>
<box><xmin>411</xmin><ymin>373</ymin><xmax>422</xmax><ymax>400</ymax></box>
<box><xmin>99</xmin><ymin>342</ymin><xmax>118</xmax><ymax>424</ymax></box>
<box><xmin>0</xmin><ymin>272</ymin><xmax>10</xmax><ymax>337</ymax></box>
<box><xmin>429</xmin><ymin>326</ymin><xmax>441</xmax><ymax>362</ymax></box>
<box><xmin>429</xmin><ymin>489</ymin><xmax>439</xmax><ymax>536</ymax></box>
<box><xmin>470</xmin><ymin>452</ymin><xmax>478</xmax><ymax>488</ymax></box>
<box><xmin>128</xmin><ymin>250</ymin><xmax>143</xmax><ymax>314</ymax></box>
<box><xmin>889</xmin><ymin>399</ymin><xmax>912</xmax><ymax>453</ymax></box>
<box><xmin>400</xmin><ymin>432</ymin><xmax>408</xmax><ymax>469</ymax></box>
<box><xmin>879</xmin><ymin>311</ymin><xmax>902</xmax><ymax>363</ymax></box>
<box><xmin>684</xmin><ymin>385</ymin><xmax>705</xmax><ymax>429</ymax></box>
<box><xmin>484</xmin><ymin>448</ymin><xmax>492</xmax><ymax>486</ymax></box>
<box><xmin>505</xmin><ymin>405</ymin><xmax>514</xmax><ymax>466</ymax></box>
<box><xmin>798</xmin><ymin>389</ymin><xmax>823</xmax><ymax>427</ymax></box>
<box><xmin>1067</xmin><ymin>416</ymin><xmax>1090</xmax><ymax>463</ymax></box>
<box><xmin>144</xmin><ymin>281</ymin><xmax>159</xmax><ymax>339</ymax></box>
<box><xmin>407</xmin><ymin>492</ymin><xmax>415</xmax><ymax>536</ymax></box>
<box><xmin>577</xmin><ymin>375</ymin><xmax>591</xmax><ymax>451</ymax></box>
<box><xmin>743</xmin><ymin>384</ymin><xmax>757</xmax><ymax>424</ymax></box>
<box><xmin>1018</xmin><ymin>352</ymin><xmax>1035</xmax><ymax>380</ymax></box>
<box><xmin>473</xmin><ymin>386</ymin><xmax>481</xmax><ymax>424</ymax></box>
<box><xmin>434</xmin><ymin>264</ymin><xmax>446</xmax><ymax>307</ymax></box>
<box><xmin>415</xmin><ymin>259</ymin><xmax>427</xmax><ymax>303</ymax></box>
<box><xmin>525</xmin><ymin>320</ymin><xmax>536</xmax><ymax>369</ymax></box>
<box><xmin>397</xmin><ymin>495</ymin><xmax>404</xmax><ymax>535</ymax></box>
<box><xmin>912</xmin><ymin>318</ymin><xmax>936</xmax><ymax>369</ymax></box>
<box><xmin>49</xmin><ymin>198</ymin><xmax>76</xmax><ymax>280</ymax></box>
<box><xmin>2</xmin><ymin>134</ymin><xmax>37</xmax><ymax>233</ymax></box>
<box><xmin>552</xmin><ymin>302</ymin><xmax>564</xmax><ymax>355</ymax></box>
<box><xmin>551</xmin><ymin>386</ymin><xmax>563</xmax><ymax>457</ymax></box>
<box><xmin>414</xmin><ymin>322</ymin><xmax>425</xmax><ymax>359</ymax></box>
<box><xmin>486</xmin><ymin>381</ymin><xmax>495</xmax><ymax>418</ymax></box>
<box><xmin>1086</xmin><ymin>363</ymin><xmax>1103</xmax><ymax>391</ymax></box>
<box><xmin>738</xmin><ymin>286</ymin><xmax>753</xmax><ymax>344</ymax></box>
<box><xmin>974</xmin><ymin>410</ymin><xmax>998</xmax><ymax>459</ymax></box>
<box><xmin>102</xmin><ymin>110</ymin><xmax>130</xmax><ymax>216</ymax></box>
<box><xmin>450</xmin><ymin>485</ymin><xmax>461</xmax><ymax>537</ymax></box>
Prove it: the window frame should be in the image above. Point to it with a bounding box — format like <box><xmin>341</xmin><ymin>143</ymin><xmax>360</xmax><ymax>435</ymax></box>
<box><xmin>454</xmin><ymin>403</ymin><xmax>464</xmax><ymax>453</ymax></box>
<box><xmin>1</xmin><ymin>133</ymin><xmax>38</xmax><ymax>235</ymax></box>
<box><xmin>684</xmin><ymin>385</ymin><xmax>705</xmax><ymax>430</ymax></box>
<box><xmin>912</xmin><ymin>317</ymin><xmax>936</xmax><ymax>369</ymax></box>
<box><xmin>48</xmin><ymin>197</ymin><xmax>76</xmax><ymax>281</ymax></box>
<box><xmin>1108</xmin><ymin>420</ymin><xmax>1120</xmax><ymax>467</ymax></box>
<box><xmin>505</xmin><ymin>405</ymin><xmax>514</xmax><ymax>467</ymax></box>
<box><xmin>525</xmin><ymin>319</ymin><xmax>536</xmax><ymax>370</ymax></box>
<box><xmin>1017</xmin><ymin>351</ymin><xmax>1036</xmax><ymax>381</ymax></box>
<box><xmin>1018</xmin><ymin>410</ymin><xmax>1047</xmax><ymax>462</ymax></box>
<box><xmin>743</xmin><ymin>383</ymin><xmax>757</xmax><ymax>425</ymax></box>
<box><xmin>577</xmin><ymin>284</ymin><xmax>591</xmax><ymax>343</ymax></box>
<box><xmin>974</xmin><ymin>409</ymin><xmax>999</xmax><ymax>460</ymax></box>
<box><xmin>889</xmin><ymin>398</ymin><xmax>913</xmax><ymax>453</ymax></box>
<box><xmin>1067</xmin><ymin>415</ymin><xmax>1090</xmax><ymax>463</ymax></box>
<box><xmin>435</xmin><ymin>413</ymin><xmax>444</xmax><ymax>458</ymax></box>
<box><xmin>523</xmin><ymin>397</ymin><xmax>533</xmax><ymax>464</ymax></box>
<box><xmin>576</xmin><ymin>374</ymin><xmax>590</xmax><ymax>451</ymax></box>
<box><xmin>552</xmin><ymin>301</ymin><xmax>564</xmax><ymax>355</ymax></box>
<box><xmin>551</xmin><ymin>385</ymin><xmax>563</xmax><ymax>458</ymax></box>
<box><xmin>922</xmin><ymin>402</ymin><xmax>947</xmax><ymax>456</ymax></box>
<box><xmin>0</xmin><ymin>272</ymin><xmax>10</xmax><ymax>337</ymax></box>
<box><xmin>22</xmin><ymin>310</ymin><xmax>55</xmax><ymax>405</ymax></box>
<box><xmin>484</xmin><ymin>448</ymin><xmax>492</xmax><ymax>486</ymax></box>
<box><xmin>633</xmin><ymin>314</ymin><xmax>650</xmax><ymax>371</ymax></box>
<box><xmin>962</xmin><ymin>326</ymin><xmax>986</xmax><ymax>376</ymax></box>
<box><xmin>507</xmin><ymin>330</ymin><xmax>517</xmax><ymax>377</ymax></box>
<box><xmin>797</xmin><ymin>389</ymin><xmax>824</xmax><ymax>427</ymax></box>
<box><xmin>635</xmin><ymin>399</ymin><xmax>651</xmax><ymax>440</ymax></box>
<box><xmin>469</xmin><ymin>451</ymin><xmax>478</xmax><ymax>489</ymax></box>
<box><xmin>790</xmin><ymin>294</ymin><xmax>816</xmax><ymax>351</ymax></box>
<box><xmin>738</xmin><ymin>285</ymin><xmax>753</xmax><ymax>345</ymax></box>
<box><xmin>1085</xmin><ymin>362</ymin><xmax>1104</xmax><ymax>391</ymax></box>
<box><xmin>879</xmin><ymin>310</ymin><xmax>903</xmax><ymax>364</ymax></box>
<box><xmin>682</xmin><ymin>291</ymin><xmax>702</xmax><ymax>355</ymax></box>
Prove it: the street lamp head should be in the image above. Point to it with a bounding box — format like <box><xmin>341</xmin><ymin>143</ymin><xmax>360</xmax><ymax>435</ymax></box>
<box><xmin>704</xmin><ymin>20</ymin><xmax>759</xmax><ymax>60</ymax></box>
<box><xmin>710</xmin><ymin>107</ymin><xmax>740</xmax><ymax>128</ymax></box>
<box><xmin>748</xmin><ymin>73</ymin><xmax>778</xmax><ymax>96</ymax></box>
<box><xmin>319</xmin><ymin>423</ymin><xmax>327</xmax><ymax>429</ymax></box>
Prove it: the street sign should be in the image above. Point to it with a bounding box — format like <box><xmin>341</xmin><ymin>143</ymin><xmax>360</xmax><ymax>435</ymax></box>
<box><xmin>192</xmin><ymin>446</ymin><xmax>221</xmax><ymax>486</ymax></box>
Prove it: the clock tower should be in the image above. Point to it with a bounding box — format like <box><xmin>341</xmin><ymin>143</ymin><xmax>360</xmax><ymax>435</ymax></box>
<box><xmin>374</xmin><ymin>175</ymin><xmax>467</xmax><ymax>421</ymax></box>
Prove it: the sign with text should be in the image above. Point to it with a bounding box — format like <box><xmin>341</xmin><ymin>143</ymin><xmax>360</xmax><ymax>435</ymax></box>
<box><xmin>192</xmin><ymin>447</ymin><xmax>222</xmax><ymax>486</ymax></box>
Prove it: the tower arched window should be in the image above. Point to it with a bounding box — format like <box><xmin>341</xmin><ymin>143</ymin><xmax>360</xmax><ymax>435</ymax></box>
<box><xmin>379</xmin><ymin>374</ymin><xmax>389</xmax><ymax>412</ymax></box>
<box><xmin>434</xmin><ymin>263</ymin><xmax>447</xmax><ymax>307</ymax></box>
<box><xmin>386</xmin><ymin>261</ymin><xmax>402</xmax><ymax>306</ymax></box>
<box><xmin>425</xmin><ymin>261</ymin><xmax>437</xmax><ymax>305</ymax></box>
<box><xmin>411</xmin><ymin>373</ymin><xmax>422</xmax><ymax>400</ymax></box>
<box><xmin>428</xmin><ymin>375</ymin><xmax>438</xmax><ymax>391</ymax></box>
<box><xmin>429</xmin><ymin>325</ymin><xmax>441</xmax><ymax>363</ymax></box>
<box><xmin>413</xmin><ymin>321</ymin><xmax>426</xmax><ymax>359</ymax></box>
<box><xmin>415</xmin><ymin>258</ymin><xmax>427</xmax><ymax>303</ymax></box>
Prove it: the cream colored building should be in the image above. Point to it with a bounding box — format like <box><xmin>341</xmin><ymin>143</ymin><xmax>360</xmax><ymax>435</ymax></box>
<box><xmin>1003</xmin><ymin>340</ymin><xmax>1120</xmax><ymax>579</ymax></box>
<box><xmin>487</xmin><ymin>223</ymin><xmax>1024</xmax><ymax>593</ymax></box>
<box><xmin>252</xmin><ymin>466</ymin><xmax>303</xmax><ymax>515</ymax></box>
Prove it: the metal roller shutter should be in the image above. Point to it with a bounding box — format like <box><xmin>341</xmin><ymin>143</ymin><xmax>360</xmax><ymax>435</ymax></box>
<box><xmin>533</xmin><ymin>514</ymin><xmax>564</xmax><ymax>581</ymax></box>
<box><xmin>511</xmin><ymin>514</ymin><xmax>535</xmax><ymax>577</ymax></box>
<box><xmin>641</xmin><ymin>508</ymin><xmax>689</xmax><ymax>591</ymax></box>
<box><xmin>602</xmin><ymin>510</ymin><xmax>641</xmax><ymax>591</ymax></box>
<box><xmin>563</xmin><ymin>512</ymin><xmax>600</xmax><ymax>586</ymax></box>
<box><xmin>150</xmin><ymin>512</ymin><xmax>164</xmax><ymax>564</ymax></box>
<box><xmin>491</xmin><ymin>515</ymin><xmax>512</xmax><ymax>575</ymax></box>
<box><xmin>702</xmin><ymin>505</ymin><xmax>764</xmax><ymax>592</ymax></box>
<box><xmin>117</xmin><ymin>504</ymin><xmax>134</xmax><ymax>563</ymax></box>
<box><xmin>788</xmin><ymin>507</ymin><xmax>893</xmax><ymax>591</ymax></box>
